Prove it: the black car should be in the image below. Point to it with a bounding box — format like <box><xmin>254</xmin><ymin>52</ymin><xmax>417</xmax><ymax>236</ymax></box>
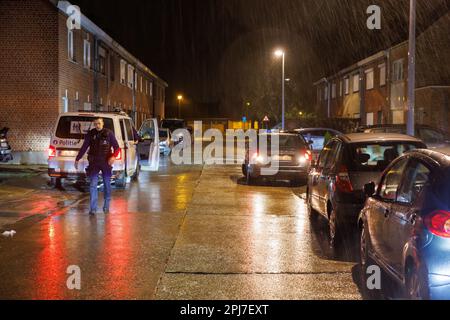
<box><xmin>307</xmin><ymin>133</ymin><xmax>427</xmax><ymax>248</ymax></box>
<box><xmin>359</xmin><ymin>149</ymin><xmax>450</xmax><ymax>300</ymax></box>
<box><xmin>242</xmin><ymin>133</ymin><xmax>312</xmax><ymax>185</ymax></box>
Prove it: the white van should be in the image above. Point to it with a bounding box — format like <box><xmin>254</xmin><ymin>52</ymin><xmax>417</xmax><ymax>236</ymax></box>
<box><xmin>48</xmin><ymin>111</ymin><xmax>159</xmax><ymax>188</ymax></box>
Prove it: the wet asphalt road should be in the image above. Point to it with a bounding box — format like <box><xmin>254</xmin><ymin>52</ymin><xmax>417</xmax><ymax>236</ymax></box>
<box><xmin>0</xmin><ymin>156</ymin><xmax>363</xmax><ymax>300</ymax></box>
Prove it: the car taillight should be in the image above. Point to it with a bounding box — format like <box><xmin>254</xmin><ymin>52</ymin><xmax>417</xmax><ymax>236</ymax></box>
<box><xmin>115</xmin><ymin>149</ymin><xmax>122</xmax><ymax>160</ymax></box>
<box><xmin>424</xmin><ymin>210</ymin><xmax>450</xmax><ymax>238</ymax></box>
<box><xmin>335</xmin><ymin>165</ymin><xmax>354</xmax><ymax>193</ymax></box>
<box><xmin>298</xmin><ymin>150</ymin><xmax>312</xmax><ymax>165</ymax></box>
<box><xmin>48</xmin><ymin>146</ymin><xmax>56</xmax><ymax>158</ymax></box>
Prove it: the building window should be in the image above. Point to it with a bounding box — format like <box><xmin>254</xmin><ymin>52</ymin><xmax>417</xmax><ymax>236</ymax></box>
<box><xmin>392</xmin><ymin>60</ymin><xmax>404</xmax><ymax>82</ymax></box>
<box><xmin>134</xmin><ymin>73</ymin><xmax>138</xmax><ymax>90</ymax></box>
<box><xmin>344</xmin><ymin>77</ymin><xmax>349</xmax><ymax>95</ymax></box>
<box><xmin>68</xmin><ymin>30</ymin><xmax>74</xmax><ymax>61</ymax></box>
<box><xmin>145</xmin><ymin>80</ymin><xmax>148</xmax><ymax>95</ymax></box>
<box><xmin>127</xmin><ymin>65</ymin><xmax>134</xmax><ymax>88</ymax></box>
<box><xmin>120</xmin><ymin>60</ymin><xmax>126</xmax><ymax>85</ymax></box>
<box><xmin>324</xmin><ymin>86</ymin><xmax>328</xmax><ymax>100</ymax></box>
<box><xmin>83</xmin><ymin>40</ymin><xmax>91</xmax><ymax>68</ymax></box>
<box><xmin>379</xmin><ymin>63</ymin><xmax>386</xmax><ymax>86</ymax></box>
<box><xmin>98</xmin><ymin>47</ymin><xmax>106</xmax><ymax>75</ymax></box>
<box><xmin>339</xmin><ymin>80</ymin><xmax>343</xmax><ymax>97</ymax></box>
<box><xmin>353</xmin><ymin>74</ymin><xmax>360</xmax><ymax>93</ymax></box>
<box><xmin>331</xmin><ymin>83</ymin><xmax>336</xmax><ymax>99</ymax></box>
<box><xmin>365</xmin><ymin>68</ymin><xmax>374</xmax><ymax>90</ymax></box>
<box><xmin>140</xmin><ymin>76</ymin><xmax>143</xmax><ymax>93</ymax></box>
<box><xmin>110</xmin><ymin>55</ymin><xmax>115</xmax><ymax>81</ymax></box>
<box><xmin>149</xmin><ymin>82</ymin><xmax>153</xmax><ymax>96</ymax></box>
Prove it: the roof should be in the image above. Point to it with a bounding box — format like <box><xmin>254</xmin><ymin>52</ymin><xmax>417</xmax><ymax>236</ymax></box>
<box><xmin>294</xmin><ymin>128</ymin><xmax>342</xmax><ymax>134</ymax></box>
<box><xmin>59</xmin><ymin>111</ymin><xmax>131</xmax><ymax>119</ymax></box>
<box><xmin>55</xmin><ymin>1</ymin><xmax>167</xmax><ymax>87</ymax></box>
<box><xmin>341</xmin><ymin>133</ymin><xmax>423</xmax><ymax>144</ymax></box>
<box><xmin>408</xmin><ymin>149</ymin><xmax>450</xmax><ymax>167</ymax></box>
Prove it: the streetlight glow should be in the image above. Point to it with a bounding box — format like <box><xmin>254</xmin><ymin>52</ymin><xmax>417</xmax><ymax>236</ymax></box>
<box><xmin>274</xmin><ymin>49</ymin><xmax>284</xmax><ymax>57</ymax></box>
<box><xmin>177</xmin><ymin>95</ymin><xmax>183</xmax><ymax>101</ymax></box>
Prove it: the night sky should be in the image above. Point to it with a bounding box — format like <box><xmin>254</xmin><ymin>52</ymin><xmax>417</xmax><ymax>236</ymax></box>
<box><xmin>71</xmin><ymin>0</ymin><xmax>450</xmax><ymax>120</ymax></box>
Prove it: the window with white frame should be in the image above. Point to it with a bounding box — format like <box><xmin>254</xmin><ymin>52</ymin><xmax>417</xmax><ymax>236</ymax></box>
<box><xmin>365</xmin><ymin>68</ymin><xmax>374</xmax><ymax>90</ymax></box>
<box><xmin>134</xmin><ymin>73</ymin><xmax>138</xmax><ymax>90</ymax></box>
<box><xmin>149</xmin><ymin>82</ymin><xmax>153</xmax><ymax>96</ymax></box>
<box><xmin>120</xmin><ymin>60</ymin><xmax>126</xmax><ymax>85</ymax></box>
<box><xmin>83</xmin><ymin>39</ymin><xmax>91</xmax><ymax>68</ymax></box>
<box><xmin>145</xmin><ymin>80</ymin><xmax>148</xmax><ymax>95</ymax></box>
<box><xmin>127</xmin><ymin>65</ymin><xmax>134</xmax><ymax>88</ymax></box>
<box><xmin>344</xmin><ymin>77</ymin><xmax>350</xmax><ymax>95</ymax></box>
<box><xmin>140</xmin><ymin>76</ymin><xmax>143</xmax><ymax>93</ymax></box>
<box><xmin>379</xmin><ymin>63</ymin><xmax>386</xmax><ymax>86</ymax></box>
<box><xmin>392</xmin><ymin>60</ymin><xmax>404</xmax><ymax>82</ymax></box>
<box><xmin>68</xmin><ymin>30</ymin><xmax>74</xmax><ymax>61</ymax></box>
<box><xmin>353</xmin><ymin>74</ymin><xmax>360</xmax><ymax>92</ymax></box>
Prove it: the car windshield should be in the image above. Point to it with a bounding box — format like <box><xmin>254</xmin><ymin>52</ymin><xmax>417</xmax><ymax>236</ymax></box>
<box><xmin>301</xmin><ymin>130</ymin><xmax>336</xmax><ymax>151</ymax></box>
<box><xmin>159</xmin><ymin>130</ymin><xmax>169</xmax><ymax>138</ymax></box>
<box><xmin>346</xmin><ymin>142</ymin><xmax>424</xmax><ymax>172</ymax></box>
<box><xmin>55</xmin><ymin>116</ymin><xmax>115</xmax><ymax>140</ymax></box>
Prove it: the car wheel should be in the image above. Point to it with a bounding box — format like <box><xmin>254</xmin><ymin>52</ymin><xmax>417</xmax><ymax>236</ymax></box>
<box><xmin>306</xmin><ymin>191</ymin><xmax>318</xmax><ymax>221</ymax></box>
<box><xmin>405</xmin><ymin>263</ymin><xmax>429</xmax><ymax>300</ymax></box>
<box><xmin>242</xmin><ymin>164</ymin><xmax>248</xmax><ymax>177</ymax></box>
<box><xmin>246</xmin><ymin>170</ymin><xmax>254</xmax><ymax>186</ymax></box>
<box><xmin>329</xmin><ymin>208</ymin><xmax>343</xmax><ymax>249</ymax></box>
<box><xmin>358</xmin><ymin>223</ymin><xmax>382</xmax><ymax>299</ymax></box>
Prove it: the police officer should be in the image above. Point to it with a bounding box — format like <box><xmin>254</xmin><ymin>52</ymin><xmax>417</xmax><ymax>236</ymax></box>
<box><xmin>75</xmin><ymin>118</ymin><xmax>120</xmax><ymax>215</ymax></box>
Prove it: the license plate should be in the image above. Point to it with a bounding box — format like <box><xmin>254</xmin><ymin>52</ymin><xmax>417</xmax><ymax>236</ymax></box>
<box><xmin>273</xmin><ymin>155</ymin><xmax>292</xmax><ymax>161</ymax></box>
<box><xmin>60</xmin><ymin>150</ymin><xmax>78</xmax><ymax>157</ymax></box>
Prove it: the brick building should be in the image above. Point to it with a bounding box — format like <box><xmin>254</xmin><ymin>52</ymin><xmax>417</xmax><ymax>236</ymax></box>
<box><xmin>0</xmin><ymin>0</ymin><xmax>167</xmax><ymax>164</ymax></box>
<box><xmin>315</xmin><ymin>13</ymin><xmax>450</xmax><ymax>132</ymax></box>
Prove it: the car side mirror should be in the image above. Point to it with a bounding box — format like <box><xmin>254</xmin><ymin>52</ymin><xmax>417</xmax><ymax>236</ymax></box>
<box><xmin>364</xmin><ymin>182</ymin><xmax>376</xmax><ymax>197</ymax></box>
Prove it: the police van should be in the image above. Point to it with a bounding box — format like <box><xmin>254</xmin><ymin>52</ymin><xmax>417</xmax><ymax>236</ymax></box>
<box><xmin>48</xmin><ymin>111</ymin><xmax>159</xmax><ymax>188</ymax></box>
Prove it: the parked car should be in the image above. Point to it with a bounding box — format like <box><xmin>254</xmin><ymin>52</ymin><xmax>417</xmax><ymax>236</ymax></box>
<box><xmin>160</xmin><ymin>118</ymin><xmax>192</xmax><ymax>144</ymax></box>
<box><xmin>293</xmin><ymin>128</ymin><xmax>342</xmax><ymax>161</ymax></box>
<box><xmin>307</xmin><ymin>133</ymin><xmax>427</xmax><ymax>248</ymax></box>
<box><xmin>242</xmin><ymin>132</ymin><xmax>312</xmax><ymax>185</ymax></box>
<box><xmin>359</xmin><ymin>149</ymin><xmax>450</xmax><ymax>300</ymax></box>
<box><xmin>159</xmin><ymin>128</ymin><xmax>173</xmax><ymax>156</ymax></box>
<box><xmin>48</xmin><ymin>111</ymin><xmax>156</xmax><ymax>188</ymax></box>
<box><xmin>0</xmin><ymin>127</ymin><xmax>13</xmax><ymax>163</ymax></box>
<box><xmin>359</xmin><ymin>124</ymin><xmax>450</xmax><ymax>152</ymax></box>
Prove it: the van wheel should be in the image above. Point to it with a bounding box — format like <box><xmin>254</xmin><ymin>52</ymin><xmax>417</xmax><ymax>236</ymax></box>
<box><xmin>115</xmin><ymin>173</ymin><xmax>127</xmax><ymax>189</ymax></box>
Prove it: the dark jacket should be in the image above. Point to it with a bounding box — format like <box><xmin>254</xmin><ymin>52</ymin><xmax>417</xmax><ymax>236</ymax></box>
<box><xmin>76</xmin><ymin>128</ymin><xmax>120</xmax><ymax>162</ymax></box>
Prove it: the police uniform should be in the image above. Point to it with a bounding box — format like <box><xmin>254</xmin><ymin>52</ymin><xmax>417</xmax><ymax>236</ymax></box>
<box><xmin>76</xmin><ymin>128</ymin><xmax>120</xmax><ymax>214</ymax></box>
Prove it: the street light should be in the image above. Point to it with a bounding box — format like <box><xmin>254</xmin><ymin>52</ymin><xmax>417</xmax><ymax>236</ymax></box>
<box><xmin>177</xmin><ymin>95</ymin><xmax>183</xmax><ymax>119</ymax></box>
<box><xmin>274</xmin><ymin>49</ymin><xmax>286</xmax><ymax>131</ymax></box>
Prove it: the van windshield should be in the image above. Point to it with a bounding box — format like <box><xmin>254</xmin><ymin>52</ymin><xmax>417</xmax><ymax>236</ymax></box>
<box><xmin>56</xmin><ymin>116</ymin><xmax>115</xmax><ymax>140</ymax></box>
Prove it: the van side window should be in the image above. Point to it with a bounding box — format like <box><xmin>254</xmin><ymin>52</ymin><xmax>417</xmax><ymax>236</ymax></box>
<box><xmin>120</xmin><ymin>120</ymin><xmax>126</xmax><ymax>141</ymax></box>
<box><xmin>318</xmin><ymin>141</ymin><xmax>335</xmax><ymax>169</ymax></box>
<box><xmin>125</xmin><ymin>120</ymin><xmax>133</xmax><ymax>142</ymax></box>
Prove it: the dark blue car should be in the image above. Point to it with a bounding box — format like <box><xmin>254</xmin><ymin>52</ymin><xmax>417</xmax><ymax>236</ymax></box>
<box><xmin>359</xmin><ymin>149</ymin><xmax>450</xmax><ymax>300</ymax></box>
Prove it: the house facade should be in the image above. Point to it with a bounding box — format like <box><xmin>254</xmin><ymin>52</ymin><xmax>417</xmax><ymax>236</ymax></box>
<box><xmin>0</xmin><ymin>0</ymin><xmax>167</xmax><ymax>164</ymax></box>
<box><xmin>315</xmin><ymin>13</ymin><xmax>450</xmax><ymax>132</ymax></box>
